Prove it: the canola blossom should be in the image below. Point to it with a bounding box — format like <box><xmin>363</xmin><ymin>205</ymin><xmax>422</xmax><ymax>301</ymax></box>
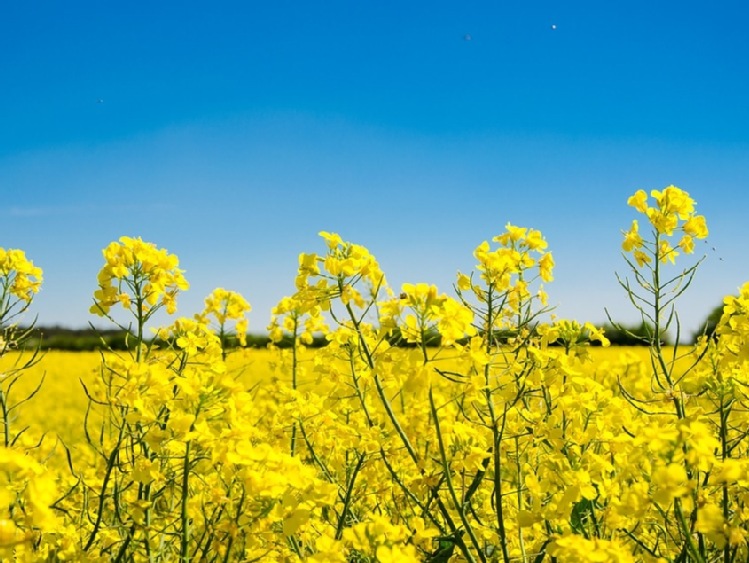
<box><xmin>0</xmin><ymin>249</ymin><xmax>42</xmax><ymax>329</ymax></box>
<box><xmin>1</xmin><ymin>185</ymin><xmax>749</xmax><ymax>562</ymax></box>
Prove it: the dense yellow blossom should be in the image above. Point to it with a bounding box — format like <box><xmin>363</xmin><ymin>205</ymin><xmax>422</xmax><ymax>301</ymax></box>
<box><xmin>196</xmin><ymin>287</ymin><xmax>252</xmax><ymax>346</ymax></box>
<box><xmin>623</xmin><ymin>185</ymin><xmax>708</xmax><ymax>268</ymax></box>
<box><xmin>90</xmin><ymin>236</ymin><xmax>188</xmax><ymax>317</ymax></box>
<box><xmin>3</xmin><ymin>187</ymin><xmax>749</xmax><ymax>561</ymax></box>
<box><xmin>0</xmin><ymin>248</ymin><xmax>42</xmax><ymax>305</ymax></box>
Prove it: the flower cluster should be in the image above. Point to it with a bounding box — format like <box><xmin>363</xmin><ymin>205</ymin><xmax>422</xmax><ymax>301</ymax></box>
<box><xmin>624</xmin><ymin>185</ymin><xmax>708</xmax><ymax>265</ymax></box>
<box><xmin>380</xmin><ymin>283</ymin><xmax>476</xmax><ymax>346</ymax></box>
<box><xmin>90</xmin><ymin>236</ymin><xmax>189</xmax><ymax>317</ymax></box>
<box><xmin>0</xmin><ymin>248</ymin><xmax>42</xmax><ymax>307</ymax></box>
<box><xmin>196</xmin><ymin>287</ymin><xmax>252</xmax><ymax>346</ymax></box>
<box><xmin>5</xmin><ymin>185</ymin><xmax>749</xmax><ymax>562</ymax></box>
<box><xmin>469</xmin><ymin>224</ymin><xmax>553</xmax><ymax>289</ymax></box>
<box><xmin>295</xmin><ymin>231</ymin><xmax>389</xmax><ymax>310</ymax></box>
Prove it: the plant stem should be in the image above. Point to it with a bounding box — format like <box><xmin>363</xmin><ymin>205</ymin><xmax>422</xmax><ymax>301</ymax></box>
<box><xmin>180</xmin><ymin>438</ymin><xmax>192</xmax><ymax>562</ymax></box>
<box><xmin>290</xmin><ymin>316</ymin><xmax>298</xmax><ymax>457</ymax></box>
<box><xmin>483</xmin><ymin>286</ymin><xmax>511</xmax><ymax>563</ymax></box>
<box><xmin>343</xmin><ymin>298</ymin><xmax>420</xmax><ymax>465</ymax></box>
<box><xmin>430</xmin><ymin>387</ymin><xmax>483</xmax><ymax>563</ymax></box>
<box><xmin>335</xmin><ymin>453</ymin><xmax>365</xmax><ymax>540</ymax></box>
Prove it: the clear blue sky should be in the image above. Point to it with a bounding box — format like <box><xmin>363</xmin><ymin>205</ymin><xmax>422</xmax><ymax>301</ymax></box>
<box><xmin>2</xmin><ymin>1</ymin><xmax>748</xmax><ymax>340</ymax></box>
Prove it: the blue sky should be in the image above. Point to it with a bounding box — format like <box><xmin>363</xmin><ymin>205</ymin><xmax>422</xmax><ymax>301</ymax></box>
<box><xmin>2</xmin><ymin>1</ymin><xmax>748</xmax><ymax>339</ymax></box>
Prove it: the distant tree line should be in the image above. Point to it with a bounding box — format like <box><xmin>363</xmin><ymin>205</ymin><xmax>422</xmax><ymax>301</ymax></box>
<box><xmin>14</xmin><ymin>304</ymin><xmax>728</xmax><ymax>351</ymax></box>
<box><xmin>21</xmin><ymin>326</ymin><xmax>137</xmax><ymax>351</ymax></box>
<box><xmin>17</xmin><ymin>326</ymin><xmax>331</xmax><ymax>352</ymax></box>
<box><xmin>693</xmin><ymin>303</ymin><xmax>723</xmax><ymax>341</ymax></box>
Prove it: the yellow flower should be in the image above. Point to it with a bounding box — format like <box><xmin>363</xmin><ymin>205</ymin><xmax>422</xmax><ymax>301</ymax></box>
<box><xmin>0</xmin><ymin>248</ymin><xmax>43</xmax><ymax>303</ymax></box>
<box><xmin>494</xmin><ymin>223</ymin><xmax>527</xmax><ymax>245</ymax></box>
<box><xmin>456</xmin><ymin>272</ymin><xmax>471</xmax><ymax>291</ymax></box>
<box><xmin>713</xmin><ymin>459</ymin><xmax>743</xmax><ymax>484</ymax></box>
<box><xmin>168</xmin><ymin>412</ymin><xmax>196</xmax><ymax>436</ymax></box>
<box><xmin>539</xmin><ymin>252</ymin><xmax>555</xmax><ymax>282</ymax></box>
<box><xmin>375</xmin><ymin>544</ymin><xmax>419</xmax><ymax>563</ymax></box>
<box><xmin>549</xmin><ymin>535</ymin><xmax>636</xmax><ymax>562</ymax></box>
<box><xmin>584</xmin><ymin>322</ymin><xmax>610</xmax><ymax>346</ymax></box>
<box><xmin>683</xmin><ymin>214</ymin><xmax>708</xmax><ymax>238</ymax></box>
<box><xmin>633</xmin><ymin>249</ymin><xmax>651</xmax><ymax>266</ymax></box>
<box><xmin>622</xmin><ymin>220</ymin><xmax>643</xmax><ymax>252</ymax></box>
<box><xmin>91</xmin><ymin>237</ymin><xmax>188</xmax><ymax>317</ymax></box>
<box><xmin>657</xmin><ymin>240</ymin><xmax>679</xmax><ymax>264</ymax></box>
<box><xmin>652</xmin><ymin>185</ymin><xmax>695</xmax><ymax>218</ymax></box>
<box><xmin>0</xmin><ymin>519</ymin><xmax>23</xmax><ymax>547</ymax></box>
<box><xmin>438</xmin><ymin>297</ymin><xmax>477</xmax><ymax>345</ymax></box>
<box><xmin>537</xmin><ymin>287</ymin><xmax>549</xmax><ymax>305</ymax></box>
<box><xmin>525</xmin><ymin>228</ymin><xmax>548</xmax><ymax>250</ymax></box>
<box><xmin>677</xmin><ymin>234</ymin><xmax>695</xmax><ymax>254</ymax></box>
<box><xmin>646</xmin><ymin>207</ymin><xmax>679</xmax><ymax>236</ymax></box>
<box><xmin>298</xmin><ymin>252</ymin><xmax>320</xmax><ymax>275</ymax></box>
<box><xmin>695</xmin><ymin>503</ymin><xmax>724</xmax><ymax>535</ymax></box>
<box><xmin>196</xmin><ymin>288</ymin><xmax>251</xmax><ymax>349</ymax></box>
<box><xmin>627</xmin><ymin>189</ymin><xmax>649</xmax><ymax>213</ymax></box>
<box><xmin>652</xmin><ymin>463</ymin><xmax>689</xmax><ymax>505</ymax></box>
<box><xmin>318</xmin><ymin>231</ymin><xmax>343</xmax><ymax>249</ymax></box>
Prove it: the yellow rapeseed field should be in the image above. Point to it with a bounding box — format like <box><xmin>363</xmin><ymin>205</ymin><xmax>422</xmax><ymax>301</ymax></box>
<box><xmin>2</xmin><ymin>347</ymin><xmax>678</xmax><ymax>449</ymax></box>
<box><xmin>1</xmin><ymin>347</ymin><xmax>649</xmax><ymax>443</ymax></box>
<box><xmin>1</xmin><ymin>350</ymin><xmax>277</xmax><ymax>447</ymax></box>
<box><xmin>2</xmin><ymin>186</ymin><xmax>748</xmax><ymax>562</ymax></box>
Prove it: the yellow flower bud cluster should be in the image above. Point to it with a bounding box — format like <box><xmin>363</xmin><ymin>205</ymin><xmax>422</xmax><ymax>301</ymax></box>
<box><xmin>383</xmin><ymin>283</ymin><xmax>476</xmax><ymax>346</ymax></box>
<box><xmin>0</xmin><ymin>248</ymin><xmax>42</xmax><ymax>305</ymax></box>
<box><xmin>196</xmin><ymin>288</ymin><xmax>252</xmax><ymax>346</ymax></box>
<box><xmin>283</xmin><ymin>232</ymin><xmax>389</xmax><ymax>349</ymax></box>
<box><xmin>91</xmin><ymin>236</ymin><xmax>189</xmax><ymax>317</ymax></box>
<box><xmin>456</xmin><ymin>223</ymin><xmax>553</xmax><ymax>324</ymax></box>
<box><xmin>471</xmin><ymin>224</ymin><xmax>553</xmax><ymax>290</ymax></box>
<box><xmin>267</xmin><ymin>295</ymin><xmax>328</xmax><ymax>345</ymax></box>
<box><xmin>155</xmin><ymin>317</ymin><xmax>223</xmax><ymax>359</ymax></box>
<box><xmin>297</xmin><ymin>231</ymin><xmax>387</xmax><ymax>302</ymax></box>
<box><xmin>624</xmin><ymin>185</ymin><xmax>708</xmax><ymax>265</ymax></box>
<box><xmin>537</xmin><ymin>319</ymin><xmax>610</xmax><ymax>350</ymax></box>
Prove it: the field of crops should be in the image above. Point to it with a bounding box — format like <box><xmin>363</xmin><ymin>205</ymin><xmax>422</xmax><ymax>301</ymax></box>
<box><xmin>2</xmin><ymin>186</ymin><xmax>749</xmax><ymax>562</ymax></box>
<box><xmin>1</xmin><ymin>350</ymin><xmax>274</xmax><ymax>447</ymax></box>
<box><xmin>1</xmin><ymin>347</ymin><xmax>695</xmax><ymax>450</ymax></box>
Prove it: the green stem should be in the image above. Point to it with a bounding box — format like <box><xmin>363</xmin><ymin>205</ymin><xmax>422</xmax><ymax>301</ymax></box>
<box><xmin>515</xmin><ymin>435</ymin><xmax>527</xmax><ymax>562</ymax></box>
<box><xmin>222</xmin><ymin>488</ymin><xmax>246</xmax><ymax>563</ymax></box>
<box><xmin>652</xmin><ymin>236</ymin><xmax>684</xmax><ymax>420</ymax></box>
<box><xmin>0</xmin><ymin>390</ymin><xmax>9</xmax><ymax>448</ymax></box>
<box><xmin>429</xmin><ymin>387</ymin><xmax>483</xmax><ymax>563</ymax></box>
<box><xmin>290</xmin><ymin>315</ymin><xmax>299</xmax><ymax>457</ymax></box>
<box><xmin>84</xmin><ymin>424</ymin><xmax>125</xmax><ymax>551</ymax></box>
<box><xmin>335</xmin><ymin>453</ymin><xmax>365</xmax><ymax>540</ymax></box>
<box><xmin>482</xmin><ymin>285</ymin><xmax>511</xmax><ymax>563</ymax></box>
<box><xmin>134</xmin><ymin>279</ymin><xmax>145</xmax><ymax>363</ymax></box>
<box><xmin>180</xmin><ymin>438</ymin><xmax>192</xmax><ymax>562</ymax></box>
<box><xmin>219</xmin><ymin>324</ymin><xmax>227</xmax><ymax>362</ymax></box>
<box><xmin>675</xmin><ymin>497</ymin><xmax>704</xmax><ymax>563</ymax></box>
<box><xmin>719</xmin><ymin>394</ymin><xmax>731</xmax><ymax>563</ymax></box>
<box><xmin>492</xmin><ymin>410</ymin><xmax>510</xmax><ymax>563</ymax></box>
<box><xmin>343</xmin><ymin>298</ymin><xmax>420</xmax><ymax>465</ymax></box>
